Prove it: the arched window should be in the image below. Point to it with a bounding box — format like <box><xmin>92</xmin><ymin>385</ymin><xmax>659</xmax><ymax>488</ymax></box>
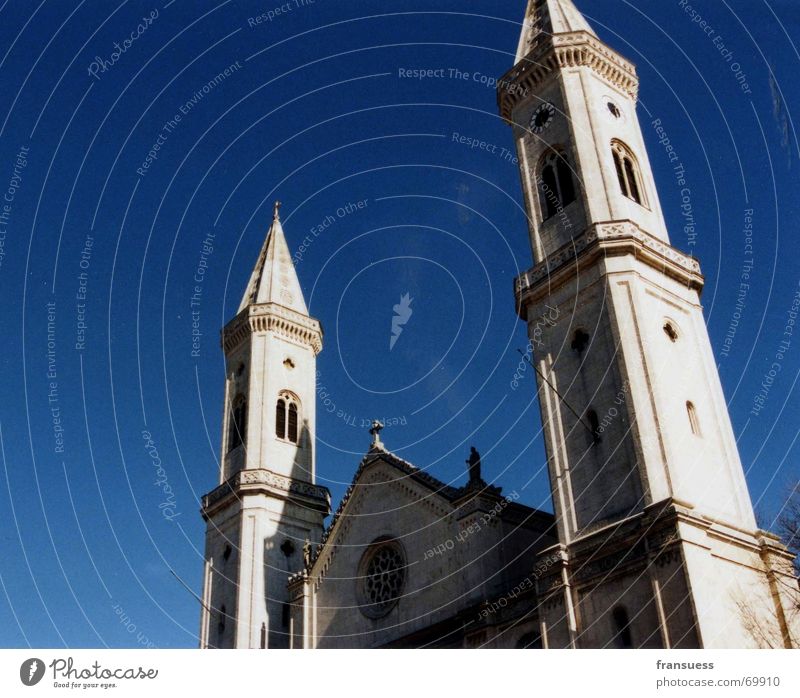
<box><xmin>538</xmin><ymin>149</ymin><xmax>576</xmax><ymax>220</ymax></box>
<box><xmin>612</xmin><ymin>606</ymin><xmax>633</xmax><ymax>648</ymax></box>
<box><xmin>276</xmin><ymin>392</ymin><xmax>300</xmax><ymax>443</ymax></box>
<box><xmin>686</xmin><ymin>401</ymin><xmax>701</xmax><ymax>436</ymax></box>
<box><xmin>611</xmin><ymin>141</ymin><xmax>645</xmax><ymax>206</ymax></box>
<box><xmin>228</xmin><ymin>395</ymin><xmax>247</xmax><ymax>452</ymax></box>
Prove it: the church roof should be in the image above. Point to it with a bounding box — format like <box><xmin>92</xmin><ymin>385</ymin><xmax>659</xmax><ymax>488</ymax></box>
<box><xmin>238</xmin><ymin>202</ymin><xmax>309</xmax><ymax>314</ymax></box>
<box><xmin>308</xmin><ymin>444</ymin><xmax>554</xmax><ymax>567</ymax></box>
<box><xmin>516</xmin><ymin>0</ymin><xmax>597</xmax><ymax>63</ymax></box>
<box><xmin>314</xmin><ymin>447</ymin><xmax>462</xmax><ymax>559</ymax></box>
<box><xmin>299</xmin><ymin>444</ymin><xmax>556</xmax><ymax>593</ymax></box>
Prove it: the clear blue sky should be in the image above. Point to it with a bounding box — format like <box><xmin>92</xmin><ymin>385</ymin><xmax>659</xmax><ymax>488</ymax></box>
<box><xmin>0</xmin><ymin>0</ymin><xmax>798</xmax><ymax>648</ymax></box>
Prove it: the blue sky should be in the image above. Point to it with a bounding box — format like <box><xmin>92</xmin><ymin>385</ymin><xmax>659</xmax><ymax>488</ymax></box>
<box><xmin>0</xmin><ymin>0</ymin><xmax>798</xmax><ymax>648</ymax></box>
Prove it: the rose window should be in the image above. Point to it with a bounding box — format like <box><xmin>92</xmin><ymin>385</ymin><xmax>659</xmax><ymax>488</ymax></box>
<box><xmin>358</xmin><ymin>540</ymin><xmax>405</xmax><ymax>617</ymax></box>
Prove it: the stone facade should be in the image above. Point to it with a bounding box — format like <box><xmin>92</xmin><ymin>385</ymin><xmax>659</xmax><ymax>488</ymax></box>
<box><xmin>199</xmin><ymin>205</ymin><xmax>329</xmax><ymax>649</ymax></box>
<box><xmin>199</xmin><ymin>0</ymin><xmax>799</xmax><ymax>649</ymax></box>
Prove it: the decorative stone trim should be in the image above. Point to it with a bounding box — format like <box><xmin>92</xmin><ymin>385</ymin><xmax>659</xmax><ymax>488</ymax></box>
<box><xmin>201</xmin><ymin>467</ymin><xmax>330</xmax><ymax>518</ymax></box>
<box><xmin>221</xmin><ymin>302</ymin><xmax>323</xmax><ymax>355</ymax></box>
<box><xmin>498</xmin><ymin>31</ymin><xmax>639</xmax><ymax>122</ymax></box>
<box><xmin>515</xmin><ymin>220</ymin><xmax>704</xmax><ymax>313</ymax></box>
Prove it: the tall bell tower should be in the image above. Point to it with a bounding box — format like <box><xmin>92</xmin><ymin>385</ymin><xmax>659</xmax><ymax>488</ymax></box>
<box><xmin>500</xmin><ymin>0</ymin><xmax>799</xmax><ymax>648</ymax></box>
<box><xmin>199</xmin><ymin>203</ymin><xmax>330</xmax><ymax>649</ymax></box>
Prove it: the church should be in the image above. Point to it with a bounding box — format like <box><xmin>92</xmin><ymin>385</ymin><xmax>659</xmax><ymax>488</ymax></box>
<box><xmin>198</xmin><ymin>0</ymin><xmax>800</xmax><ymax>649</ymax></box>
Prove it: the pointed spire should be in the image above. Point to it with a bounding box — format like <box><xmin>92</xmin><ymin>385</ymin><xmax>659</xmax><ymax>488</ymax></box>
<box><xmin>516</xmin><ymin>0</ymin><xmax>597</xmax><ymax>63</ymax></box>
<box><xmin>238</xmin><ymin>201</ymin><xmax>309</xmax><ymax>315</ymax></box>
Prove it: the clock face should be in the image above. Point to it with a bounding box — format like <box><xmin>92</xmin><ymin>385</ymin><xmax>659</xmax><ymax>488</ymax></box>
<box><xmin>530</xmin><ymin>102</ymin><xmax>556</xmax><ymax>134</ymax></box>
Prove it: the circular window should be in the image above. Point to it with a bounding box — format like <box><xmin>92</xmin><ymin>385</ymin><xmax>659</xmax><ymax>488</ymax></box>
<box><xmin>604</xmin><ymin>97</ymin><xmax>625</xmax><ymax>121</ymax></box>
<box><xmin>358</xmin><ymin>539</ymin><xmax>406</xmax><ymax>618</ymax></box>
<box><xmin>663</xmin><ymin>321</ymin><xmax>679</xmax><ymax>342</ymax></box>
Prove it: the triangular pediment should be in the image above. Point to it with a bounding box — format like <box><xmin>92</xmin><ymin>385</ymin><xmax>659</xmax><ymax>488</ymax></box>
<box><xmin>310</xmin><ymin>451</ymin><xmax>458</xmax><ymax>582</ymax></box>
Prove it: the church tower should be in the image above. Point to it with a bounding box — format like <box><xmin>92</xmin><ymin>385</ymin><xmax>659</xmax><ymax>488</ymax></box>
<box><xmin>500</xmin><ymin>0</ymin><xmax>799</xmax><ymax>648</ymax></box>
<box><xmin>199</xmin><ymin>203</ymin><xmax>330</xmax><ymax>649</ymax></box>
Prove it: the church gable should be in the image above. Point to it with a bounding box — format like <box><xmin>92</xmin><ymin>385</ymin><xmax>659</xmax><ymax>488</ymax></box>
<box><xmin>310</xmin><ymin>452</ymin><xmax>455</xmax><ymax>589</ymax></box>
<box><xmin>308</xmin><ymin>449</ymin><xmax>556</xmax><ymax>648</ymax></box>
<box><xmin>311</xmin><ymin>453</ymin><xmax>469</xmax><ymax>648</ymax></box>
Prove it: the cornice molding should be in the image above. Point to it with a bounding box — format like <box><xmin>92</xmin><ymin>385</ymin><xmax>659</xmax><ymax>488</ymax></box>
<box><xmin>498</xmin><ymin>31</ymin><xmax>639</xmax><ymax>123</ymax></box>
<box><xmin>515</xmin><ymin>220</ymin><xmax>704</xmax><ymax>315</ymax></box>
<box><xmin>221</xmin><ymin>301</ymin><xmax>323</xmax><ymax>355</ymax></box>
<box><xmin>201</xmin><ymin>467</ymin><xmax>330</xmax><ymax>519</ymax></box>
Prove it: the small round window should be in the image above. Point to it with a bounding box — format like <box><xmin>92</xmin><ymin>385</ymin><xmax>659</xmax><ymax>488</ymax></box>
<box><xmin>663</xmin><ymin>321</ymin><xmax>679</xmax><ymax>342</ymax></box>
<box><xmin>358</xmin><ymin>538</ymin><xmax>405</xmax><ymax>618</ymax></box>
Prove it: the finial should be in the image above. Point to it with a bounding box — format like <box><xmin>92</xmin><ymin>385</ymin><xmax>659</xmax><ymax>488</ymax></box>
<box><xmin>273</xmin><ymin>200</ymin><xmax>281</xmax><ymax>221</ymax></box>
<box><xmin>369</xmin><ymin>420</ymin><xmax>384</xmax><ymax>449</ymax></box>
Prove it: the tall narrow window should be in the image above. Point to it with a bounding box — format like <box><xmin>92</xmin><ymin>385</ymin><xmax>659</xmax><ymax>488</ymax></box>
<box><xmin>587</xmin><ymin>409</ymin><xmax>601</xmax><ymax>445</ymax></box>
<box><xmin>288</xmin><ymin>402</ymin><xmax>298</xmax><ymax>443</ymax></box>
<box><xmin>276</xmin><ymin>398</ymin><xmax>286</xmax><ymax>438</ymax></box>
<box><xmin>611</xmin><ymin>141</ymin><xmax>645</xmax><ymax>206</ymax></box>
<box><xmin>217</xmin><ymin>604</ymin><xmax>226</xmax><ymax>644</ymax></box>
<box><xmin>276</xmin><ymin>392</ymin><xmax>301</xmax><ymax>443</ymax></box>
<box><xmin>228</xmin><ymin>396</ymin><xmax>247</xmax><ymax>452</ymax></box>
<box><xmin>612</xmin><ymin>606</ymin><xmax>633</xmax><ymax>649</ymax></box>
<box><xmin>687</xmin><ymin>401</ymin><xmax>701</xmax><ymax>436</ymax></box>
<box><xmin>538</xmin><ymin>149</ymin><xmax>577</xmax><ymax>220</ymax></box>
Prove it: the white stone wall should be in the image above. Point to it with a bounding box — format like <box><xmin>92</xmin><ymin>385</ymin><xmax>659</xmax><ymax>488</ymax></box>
<box><xmin>243</xmin><ymin>331</ymin><xmax>317</xmax><ymax>483</ymax></box>
<box><xmin>311</xmin><ymin>461</ymin><xmax>554</xmax><ymax>648</ymax></box>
